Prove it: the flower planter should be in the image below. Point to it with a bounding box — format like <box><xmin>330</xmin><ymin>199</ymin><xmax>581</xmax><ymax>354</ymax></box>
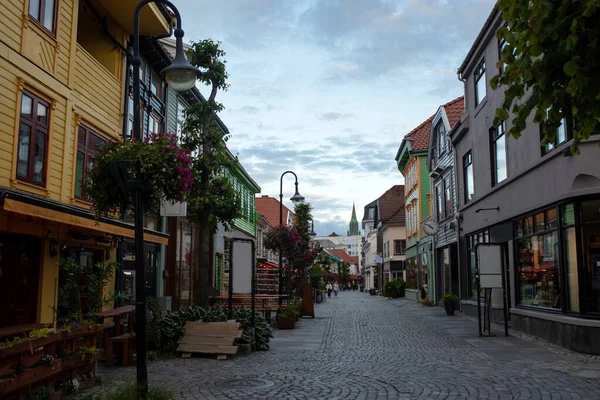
<box><xmin>109</xmin><ymin>160</ymin><xmax>148</xmax><ymax>192</ymax></box>
<box><xmin>444</xmin><ymin>302</ymin><xmax>456</xmax><ymax>316</ymax></box>
<box><xmin>277</xmin><ymin>317</ymin><xmax>296</xmax><ymax>329</ymax></box>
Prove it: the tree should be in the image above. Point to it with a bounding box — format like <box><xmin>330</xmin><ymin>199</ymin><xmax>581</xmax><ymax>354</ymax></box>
<box><xmin>491</xmin><ymin>0</ymin><xmax>600</xmax><ymax>152</ymax></box>
<box><xmin>181</xmin><ymin>40</ymin><xmax>240</xmax><ymax>305</ymax></box>
<box><xmin>337</xmin><ymin>261</ymin><xmax>350</xmax><ymax>285</ymax></box>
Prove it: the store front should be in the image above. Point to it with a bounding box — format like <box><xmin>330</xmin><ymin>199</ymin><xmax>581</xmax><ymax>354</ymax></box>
<box><xmin>436</xmin><ymin>244</ymin><xmax>459</xmax><ymax>298</ymax></box>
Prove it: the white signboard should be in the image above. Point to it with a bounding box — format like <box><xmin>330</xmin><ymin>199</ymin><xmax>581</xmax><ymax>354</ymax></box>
<box><xmin>477</xmin><ymin>244</ymin><xmax>503</xmax><ymax>288</ymax></box>
<box><xmin>231</xmin><ymin>241</ymin><xmax>253</xmax><ymax>294</ymax></box>
<box><xmin>160</xmin><ymin>200</ymin><xmax>187</xmax><ymax>217</ymax></box>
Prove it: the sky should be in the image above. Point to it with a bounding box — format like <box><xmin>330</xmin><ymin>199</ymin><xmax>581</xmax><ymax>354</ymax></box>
<box><xmin>175</xmin><ymin>0</ymin><xmax>496</xmax><ymax>236</ymax></box>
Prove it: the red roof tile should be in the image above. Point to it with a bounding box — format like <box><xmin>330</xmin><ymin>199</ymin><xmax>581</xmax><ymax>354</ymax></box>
<box><xmin>256</xmin><ymin>196</ymin><xmax>294</xmax><ymax>227</ymax></box>
<box><xmin>405</xmin><ymin>115</ymin><xmax>434</xmax><ymax>152</ymax></box>
<box><xmin>327</xmin><ymin>249</ymin><xmax>353</xmax><ymax>263</ymax></box>
<box><xmin>378</xmin><ymin>185</ymin><xmax>405</xmax><ymax>225</ymax></box>
<box><xmin>348</xmin><ymin>256</ymin><xmax>359</xmax><ymax>264</ymax></box>
<box><xmin>443</xmin><ymin>96</ymin><xmax>464</xmax><ymax>129</ymax></box>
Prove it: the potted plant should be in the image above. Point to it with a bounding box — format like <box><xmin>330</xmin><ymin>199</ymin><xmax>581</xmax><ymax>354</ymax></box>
<box><xmin>85</xmin><ymin>132</ymin><xmax>193</xmax><ymax>218</ymax></box>
<box><xmin>277</xmin><ymin>305</ymin><xmax>296</xmax><ymax>329</ymax></box>
<box><xmin>441</xmin><ymin>294</ymin><xmax>460</xmax><ymax>316</ymax></box>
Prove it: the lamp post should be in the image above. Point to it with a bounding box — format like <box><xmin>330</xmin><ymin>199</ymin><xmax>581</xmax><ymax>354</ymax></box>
<box><xmin>310</xmin><ymin>219</ymin><xmax>317</xmax><ymax>237</ymax></box>
<box><xmin>131</xmin><ymin>1</ymin><xmax>200</xmax><ymax>393</ymax></box>
<box><xmin>278</xmin><ymin>171</ymin><xmax>304</xmax><ymax>306</ymax></box>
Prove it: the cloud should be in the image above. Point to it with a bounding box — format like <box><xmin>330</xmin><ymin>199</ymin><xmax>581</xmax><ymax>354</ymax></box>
<box><xmin>317</xmin><ymin>112</ymin><xmax>354</xmax><ymax>121</ymax></box>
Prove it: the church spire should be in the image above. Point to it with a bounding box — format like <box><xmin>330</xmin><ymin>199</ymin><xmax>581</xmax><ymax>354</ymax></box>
<box><xmin>348</xmin><ymin>203</ymin><xmax>359</xmax><ymax>236</ymax></box>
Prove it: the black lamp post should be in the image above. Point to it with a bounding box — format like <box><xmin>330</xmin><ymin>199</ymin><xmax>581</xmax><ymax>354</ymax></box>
<box><xmin>278</xmin><ymin>171</ymin><xmax>304</xmax><ymax>306</ymax></box>
<box><xmin>310</xmin><ymin>219</ymin><xmax>317</xmax><ymax>237</ymax></box>
<box><xmin>131</xmin><ymin>0</ymin><xmax>200</xmax><ymax>393</ymax></box>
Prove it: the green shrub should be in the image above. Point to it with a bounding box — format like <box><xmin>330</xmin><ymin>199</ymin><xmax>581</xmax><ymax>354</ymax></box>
<box><xmin>29</xmin><ymin>386</ymin><xmax>55</xmax><ymax>400</ymax></box>
<box><xmin>383</xmin><ymin>279</ymin><xmax>406</xmax><ymax>298</ymax></box>
<box><xmin>441</xmin><ymin>294</ymin><xmax>460</xmax><ymax>304</ymax></box>
<box><xmin>153</xmin><ymin>305</ymin><xmax>273</xmax><ymax>352</ymax></box>
<box><xmin>79</xmin><ymin>381</ymin><xmax>176</xmax><ymax>400</ymax></box>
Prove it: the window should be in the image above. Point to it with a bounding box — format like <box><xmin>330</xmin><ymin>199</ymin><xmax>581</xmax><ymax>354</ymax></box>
<box><xmin>368</xmin><ymin>208</ymin><xmax>374</xmax><ymax>219</ymax></box>
<box><xmin>463</xmin><ymin>151</ymin><xmax>474</xmax><ymax>203</ymax></box>
<box><xmin>491</xmin><ymin>122</ymin><xmax>507</xmax><ymax>185</ymax></box>
<box><xmin>436</xmin><ymin>121</ymin><xmax>446</xmax><ymax>156</ymax></box>
<box><xmin>177</xmin><ymin>102</ymin><xmax>186</xmax><ymax>139</ymax></box>
<box><xmin>444</xmin><ymin>175</ymin><xmax>452</xmax><ymax>216</ymax></box>
<box><xmin>467</xmin><ymin>229</ymin><xmax>490</xmax><ymax>298</ymax></box>
<box><xmin>150</xmin><ymin>72</ymin><xmax>163</xmax><ymax>101</ymax></box>
<box><xmin>436</xmin><ymin>183</ymin><xmax>443</xmax><ymax>220</ymax></box>
<box><xmin>474</xmin><ymin>60</ymin><xmax>486</xmax><ymax>106</ymax></box>
<box><xmin>17</xmin><ymin>91</ymin><xmax>50</xmax><ymax>185</ymax></box>
<box><xmin>542</xmin><ymin>116</ymin><xmax>570</xmax><ymax>154</ymax></box>
<box><xmin>394</xmin><ymin>240</ymin><xmax>406</xmax><ymax>255</ymax></box>
<box><xmin>29</xmin><ymin>0</ymin><xmax>56</xmax><ymax>33</ymax></box>
<box><xmin>75</xmin><ymin>125</ymin><xmax>107</xmax><ymax>199</ymax></box>
<box><xmin>498</xmin><ymin>37</ymin><xmax>508</xmax><ymax>74</ymax></box>
<box><xmin>148</xmin><ymin>112</ymin><xmax>162</xmax><ymax>138</ymax></box>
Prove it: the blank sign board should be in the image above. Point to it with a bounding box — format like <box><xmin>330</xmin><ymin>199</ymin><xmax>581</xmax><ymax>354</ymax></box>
<box><xmin>477</xmin><ymin>244</ymin><xmax>503</xmax><ymax>288</ymax></box>
<box><xmin>231</xmin><ymin>241</ymin><xmax>253</xmax><ymax>294</ymax></box>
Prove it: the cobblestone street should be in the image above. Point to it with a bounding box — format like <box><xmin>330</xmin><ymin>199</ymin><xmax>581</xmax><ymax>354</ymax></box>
<box><xmin>95</xmin><ymin>292</ymin><xmax>600</xmax><ymax>399</ymax></box>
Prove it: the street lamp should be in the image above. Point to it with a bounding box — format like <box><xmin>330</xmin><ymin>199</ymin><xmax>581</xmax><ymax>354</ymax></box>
<box><xmin>310</xmin><ymin>219</ymin><xmax>317</xmax><ymax>237</ymax></box>
<box><xmin>279</xmin><ymin>171</ymin><xmax>304</xmax><ymax>306</ymax></box>
<box><xmin>131</xmin><ymin>0</ymin><xmax>201</xmax><ymax>393</ymax></box>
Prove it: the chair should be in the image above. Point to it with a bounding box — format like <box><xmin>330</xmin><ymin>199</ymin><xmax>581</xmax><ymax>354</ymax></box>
<box><xmin>106</xmin><ymin>313</ymin><xmax>136</xmax><ymax>367</ymax></box>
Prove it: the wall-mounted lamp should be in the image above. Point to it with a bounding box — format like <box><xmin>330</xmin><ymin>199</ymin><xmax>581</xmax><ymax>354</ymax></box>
<box><xmin>475</xmin><ymin>207</ymin><xmax>500</xmax><ymax>214</ymax></box>
<box><xmin>49</xmin><ymin>241</ymin><xmax>59</xmax><ymax>258</ymax></box>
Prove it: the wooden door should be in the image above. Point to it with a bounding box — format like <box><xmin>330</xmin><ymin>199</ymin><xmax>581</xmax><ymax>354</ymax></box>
<box><xmin>0</xmin><ymin>235</ymin><xmax>40</xmax><ymax>328</ymax></box>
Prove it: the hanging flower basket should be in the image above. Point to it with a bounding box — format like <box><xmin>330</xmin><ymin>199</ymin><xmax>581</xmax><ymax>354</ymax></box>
<box><xmin>85</xmin><ymin>132</ymin><xmax>193</xmax><ymax>218</ymax></box>
<box><xmin>108</xmin><ymin>160</ymin><xmax>148</xmax><ymax>192</ymax></box>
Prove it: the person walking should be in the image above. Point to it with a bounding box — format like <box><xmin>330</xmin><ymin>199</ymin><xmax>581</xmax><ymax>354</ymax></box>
<box><xmin>333</xmin><ymin>281</ymin><xmax>339</xmax><ymax>297</ymax></box>
<box><xmin>326</xmin><ymin>282</ymin><xmax>333</xmax><ymax>298</ymax></box>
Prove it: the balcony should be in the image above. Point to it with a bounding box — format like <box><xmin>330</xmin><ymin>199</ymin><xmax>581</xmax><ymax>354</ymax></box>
<box><xmin>73</xmin><ymin>44</ymin><xmax>122</xmax><ymax>136</ymax></box>
<box><xmin>90</xmin><ymin>0</ymin><xmax>170</xmax><ymax>37</ymax></box>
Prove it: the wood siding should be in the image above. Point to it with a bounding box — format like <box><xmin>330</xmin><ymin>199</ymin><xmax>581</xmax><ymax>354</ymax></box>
<box><xmin>165</xmin><ymin>86</ymin><xmax>178</xmax><ymax>135</ymax></box>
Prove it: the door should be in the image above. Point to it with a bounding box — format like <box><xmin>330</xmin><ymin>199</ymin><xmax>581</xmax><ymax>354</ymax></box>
<box><xmin>0</xmin><ymin>235</ymin><xmax>40</xmax><ymax>328</ymax></box>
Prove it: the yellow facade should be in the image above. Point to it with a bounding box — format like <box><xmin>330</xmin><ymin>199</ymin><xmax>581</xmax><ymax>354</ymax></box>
<box><xmin>0</xmin><ymin>0</ymin><xmax>169</xmax><ymax>327</ymax></box>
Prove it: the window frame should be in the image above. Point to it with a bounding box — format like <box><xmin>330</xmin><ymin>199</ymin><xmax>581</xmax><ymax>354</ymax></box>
<box><xmin>17</xmin><ymin>91</ymin><xmax>50</xmax><ymax>186</ymax></box>
<box><xmin>150</xmin><ymin>71</ymin><xmax>164</xmax><ymax>102</ymax></box>
<box><xmin>393</xmin><ymin>240</ymin><xmax>406</xmax><ymax>255</ymax></box>
<box><xmin>541</xmin><ymin>117</ymin><xmax>571</xmax><ymax>155</ymax></box>
<box><xmin>491</xmin><ymin>122</ymin><xmax>507</xmax><ymax>186</ymax></box>
<box><xmin>75</xmin><ymin>124</ymin><xmax>108</xmax><ymax>200</ymax></box>
<box><xmin>436</xmin><ymin>121</ymin><xmax>446</xmax><ymax>157</ymax></box>
<box><xmin>28</xmin><ymin>0</ymin><xmax>57</xmax><ymax>35</ymax></box>
<box><xmin>463</xmin><ymin>151</ymin><xmax>474</xmax><ymax>203</ymax></box>
<box><xmin>474</xmin><ymin>59</ymin><xmax>486</xmax><ymax>106</ymax></box>
<box><xmin>444</xmin><ymin>175</ymin><xmax>452</xmax><ymax>217</ymax></box>
<box><xmin>436</xmin><ymin>182</ymin><xmax>444</xmax><ymax>220</ymax></box>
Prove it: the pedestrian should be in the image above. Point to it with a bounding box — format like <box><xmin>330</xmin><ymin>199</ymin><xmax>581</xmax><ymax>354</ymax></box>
<box><xmin>326</xmin><ymin>282</ymin><xmax>333</xmax><ymax>298</ymax></box>
<box><xmin>347</xmin><ymin>282</ymin><xmax>351</xmax><ymax>291</ymax></box>
<box><xmin>333</xmin><ymin>281</ymin><xmax>339</xmax><ymax>297</ymax></box>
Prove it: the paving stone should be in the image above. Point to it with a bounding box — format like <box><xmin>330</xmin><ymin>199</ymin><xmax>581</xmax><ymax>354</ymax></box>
<box><xmin>87</xmin><ymin>292</ymin><xmax>600</xmax><ymax>399</ymax></box>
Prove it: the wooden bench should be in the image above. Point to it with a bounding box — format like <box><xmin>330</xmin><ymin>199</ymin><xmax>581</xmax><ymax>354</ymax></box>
<box><xmin>105</xmin><ymin>314</ymin><xmax>135</xmax><ymax>367</ymax></box>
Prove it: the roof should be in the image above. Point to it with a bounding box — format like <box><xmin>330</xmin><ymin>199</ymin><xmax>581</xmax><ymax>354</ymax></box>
<box><xmin>377</xmin><ymin>185</ymin><xmax>405</xmax><ymax>225</ymax></box>
<box><xmin>348</xmin><ymin>256</ymin><xmax>359</xmax><ymax>264</ymax></box>
<box><xmin>443</xmin><ymin>96</ymin><xmax>464</xmax><ymax>129</ymax></box>
<box><xmin>311</xmin><ymin>238</ymin><xmax>337</xmax><ymax>249</ymax></box>
<box><xmin>405</xmin><ymin>115</ymin><xmax>435</xmax><ymax>152</ymax></box>
<box><xmin>329</xmin><ymin>232</ymin><xmax>339</xmax><ymax>237</ymax></box>
<box><xmin>325</xmin><ymin>249</ymin><xmax>353</xmax><ymax>263</ymax></box>
<box><xmin>361</xmin><ymin>199</ymin><xmax>377</xmax><ymax>222</ymax></box>
<box><xmin>255</xmin><ymin>196</ymin><xmax>294</xmax><ymax>227</ymax></box>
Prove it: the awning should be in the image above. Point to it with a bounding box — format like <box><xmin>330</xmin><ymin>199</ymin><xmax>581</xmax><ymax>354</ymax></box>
<box><xmin>2</xmin><ymin>191</ymin><xmax>168</xmax><ymax>245</ymax></box>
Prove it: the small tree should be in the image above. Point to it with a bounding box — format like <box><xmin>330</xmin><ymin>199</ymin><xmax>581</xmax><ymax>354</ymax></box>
<box><xmin>491</xmin><ymin>0</ymin><xmax>600</xmax><ymax>152</ymax></box>
<box><xmin>181</xmin><ymin>40</ymin><xmax>241</xmax><ymax>305</ymax></box>
<box><xmin>337</xmin><ymin>261</ymin><xmax>351</xmax><ymax>285</ymax></box>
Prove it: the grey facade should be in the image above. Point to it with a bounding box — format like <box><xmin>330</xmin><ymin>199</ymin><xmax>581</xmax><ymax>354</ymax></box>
<box><xmin>427</xmin><ymin>100</ymin><xmax>462</xmax><ymax>301</ymax></box>
<box><xmin>452</xmin><ymin>8</ymin><xmax>600</xmax><ymax>354</ymax></box>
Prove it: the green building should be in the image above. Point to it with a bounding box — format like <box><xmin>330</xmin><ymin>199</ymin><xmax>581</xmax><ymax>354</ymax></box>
<box><xmin>395</xmin><ymin>116</ymin><xmax>435</xmax><ymax>302</ymax></box>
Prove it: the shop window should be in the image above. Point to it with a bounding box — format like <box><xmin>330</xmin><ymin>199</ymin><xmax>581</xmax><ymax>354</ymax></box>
<box><xmin>516</xmin><ymin>232</ymin><xmax>560</xmax><ymax>309</ymax></box>
<box><xmin>562</xmin><ymin>203</ymin><xmax>575</xmax><ymax>225</ymax></box>
<box><xmin>17</xmin><ymin>92</ymin><xmax>49</xmax><ymax>186</ymax></box>
<box><xmin>405</xmin><ymin>257</ymin><xmax>417</xmax><ymax>289</ymax></box>
<box><xmin>564</xmin><ymin>227</ymin><xmax>580</xmax><ymax>312</ymax></box>
<box><xmin>582</xmin><ymin>200</ymin><xmax>600</xmax><ymax>224</ymax></box>
<box><xmin>75</xmin><ymin>125</ymin><xmax>107</xmax><ymax>199</ymax></box>
<box><xmin>29</xmin><ymin>0</ymin><xmax>56</xmax><ymax>34</ymax></box>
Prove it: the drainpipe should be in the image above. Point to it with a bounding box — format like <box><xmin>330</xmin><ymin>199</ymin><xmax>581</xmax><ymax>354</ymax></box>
<box><xmin>454</xmin><ymin>70</ymin><xmax>467</xmax><ymax>310</ymax></box>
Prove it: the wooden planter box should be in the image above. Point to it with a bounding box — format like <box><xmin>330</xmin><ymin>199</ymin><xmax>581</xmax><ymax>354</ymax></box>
<box><xmin>277</xmin><ymin>317</ymin><xmax>296</xmax><ymax>329</ymax></box>
<box><xmin>0</xmin><ymin>326</ymin><xmax>102</xmax><ymax>398</ymax></box>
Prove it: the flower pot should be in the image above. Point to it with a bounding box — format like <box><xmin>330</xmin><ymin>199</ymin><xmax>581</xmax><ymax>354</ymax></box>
<box><xmin>444</xmin><ymin>301</ymin><xmax>456</xmax><ymax>316</ymax></box>
<box><xmin>277</xmin><ymin>316</ymin><xmax>296</xmax><ymax>329</ymax></box>
<box><xmin>109</xmin><ymin>160</ymin><xmax>148</xmax><ymax>192</ymax></box>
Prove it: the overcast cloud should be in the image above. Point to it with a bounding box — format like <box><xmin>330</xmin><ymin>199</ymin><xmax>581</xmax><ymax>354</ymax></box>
<box><xmin>176</xmin><ymin>0</ymin><xmax>496</xmax><ymax>235</ymax></box>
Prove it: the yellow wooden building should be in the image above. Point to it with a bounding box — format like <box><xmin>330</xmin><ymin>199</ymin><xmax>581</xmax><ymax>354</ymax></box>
<box><xmin>0</xmin><ymin>0</ymin><xmax>170</xmax><ymax>329</ymax></box>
